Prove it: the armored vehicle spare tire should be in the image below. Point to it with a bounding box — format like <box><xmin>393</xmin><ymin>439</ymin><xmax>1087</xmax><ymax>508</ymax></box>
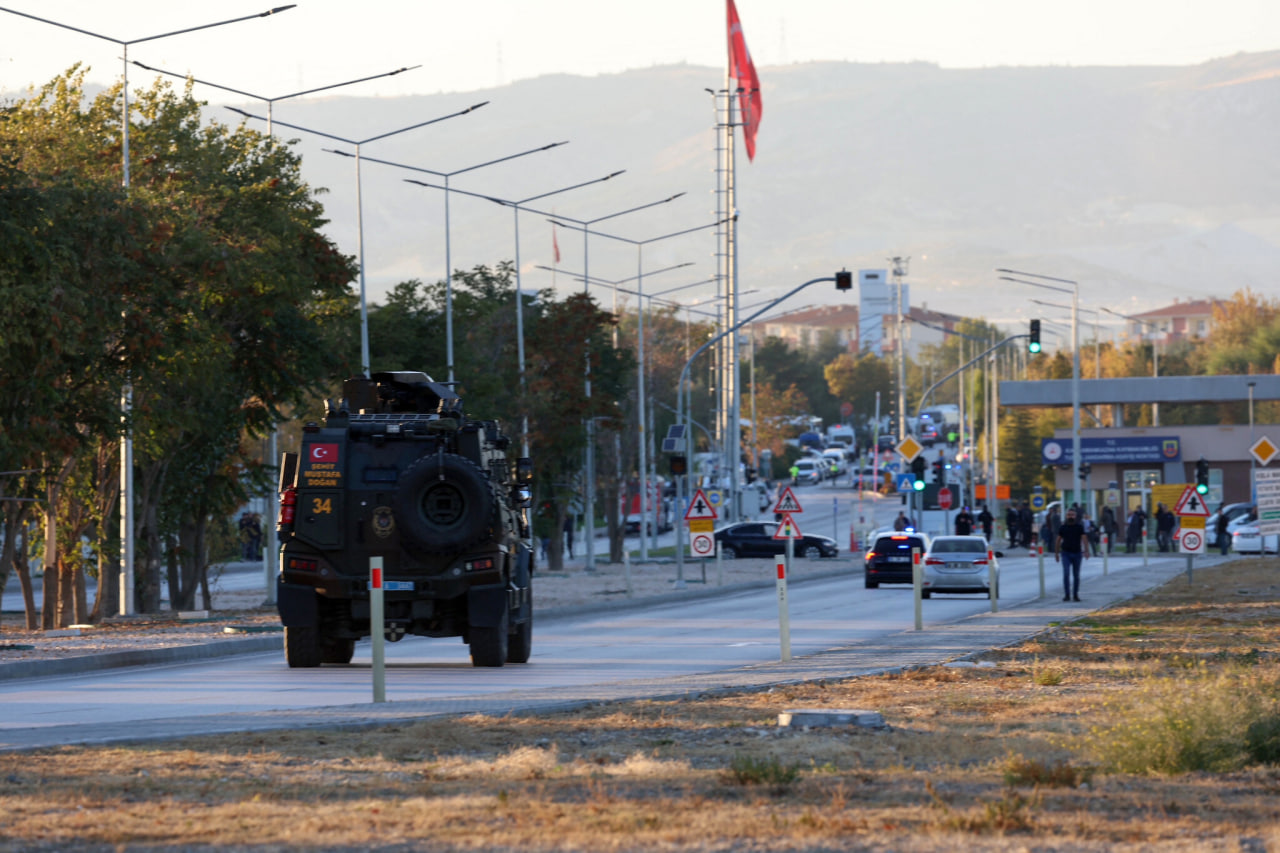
<box><xmin>394</xmin><ymin>452</ymin><xmax>496</xmax><ymax>555</ymax></box>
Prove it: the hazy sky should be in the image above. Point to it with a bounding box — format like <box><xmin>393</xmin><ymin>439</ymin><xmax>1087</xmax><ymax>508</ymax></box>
<box><xmin>2</xmin><ymin>0</ymin><xmax>1277</xmax><ymax>100</ymax></box>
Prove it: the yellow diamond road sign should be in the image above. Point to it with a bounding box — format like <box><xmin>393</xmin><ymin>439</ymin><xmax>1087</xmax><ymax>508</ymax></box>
<box><xmin>897</xmin><ymin>436</ymin><xmax>923</xmax><ymax>462</ymax></box>
<box><xmin>1251</xmin><ymin>436</ymin><xmax>1279</xmax><ymax>466</ymax></box>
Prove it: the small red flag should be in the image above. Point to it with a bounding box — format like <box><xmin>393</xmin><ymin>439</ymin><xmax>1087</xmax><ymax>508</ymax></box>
<box><xmin>552</xmin><ymin>224</ymin><xmax>561</xmax><ymax>263</ymax></box>
<box><xmin>727</xmin><ymin>0</ymin><xmax>762</xmax><ymax>161</ymax></box>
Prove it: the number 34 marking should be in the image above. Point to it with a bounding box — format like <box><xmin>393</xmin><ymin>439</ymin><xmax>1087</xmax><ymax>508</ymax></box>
<box><xmin>311</xmin><ymin>497</ymin><xmax>333</xmax><ymax>515</ymax></box>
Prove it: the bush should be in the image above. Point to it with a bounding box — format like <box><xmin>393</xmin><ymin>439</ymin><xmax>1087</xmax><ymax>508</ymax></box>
<box><xmin>1085</xmin><ymin>666</ymin><xmax>1280</xmax><ymax>774</ymax></box>
<box><xmin>722</xmin><ymin>754</ymin><xmax>800</xmax><ymax>791</ymax></box>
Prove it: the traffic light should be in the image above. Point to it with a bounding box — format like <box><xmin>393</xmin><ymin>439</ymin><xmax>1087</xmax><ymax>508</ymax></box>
<box><xmin>835</xmin><ymin>269</ymin><xmax>853</xmax><ymax>290</ymax></box>
<box><xmin>932</xmin><ymin>458</ymin><xmax>945</xmax><ymax>484</ymax></box>
<box><xmin>669</xmin><ymin>455</ymin><xmax>687</xmax><ymax>476</ymax></box>
<box><xmin>1078</xmin><ymin>462</ymin><xmax>1092</xmax><ymax>481</ymax></box>
<box><xmin>911</xmin><ymin>456</ymin><xmax>926</xmax><ymax>490</ymax></box>
<box><xmin>1028</xmin><ymin>319</ymin><xmax>1042</xmax><ymax>354</ymax></box>
<box><xmin>1196</xmin><ymin>457</ymin><xmax>1209</xmax><ymax>495</ymax></box>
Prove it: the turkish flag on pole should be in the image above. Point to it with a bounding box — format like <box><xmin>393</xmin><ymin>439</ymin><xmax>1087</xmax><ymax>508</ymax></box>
<box><xmin>727</xmin><ymin>0</ymin><xmax>762</xmax><ymax>160</ymax></box>
<box><xmin>552</xmin><ymin>224</ymin><xmax>561</xmax><ymax>263</ymax></box>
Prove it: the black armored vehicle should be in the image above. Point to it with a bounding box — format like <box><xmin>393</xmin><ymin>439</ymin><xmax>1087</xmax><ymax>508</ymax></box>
<box><xmin>275</xmin><ymin>371</ymin><xmax>533</xmax><ymax>668</ymax></box>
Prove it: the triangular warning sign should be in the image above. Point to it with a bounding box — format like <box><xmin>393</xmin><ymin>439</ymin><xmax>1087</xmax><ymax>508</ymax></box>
<box><xmin>773</xmin><ymin>513</ymin><xmax>803</xmax><ymax>540</ymax></box>
<box><xmin>683</xmin><ymin>488</ymin><xmax>718</xmax><ymax>520</ymax></box>
<box><xmin>772</xmin><ymin>486</ymin><xmax>803</xmax><ymax>515</ymax></box>
<box><xmin>1173</xmin><ymin>486</ymin><xmax>1210</xmax><ymax>517</ymax></box>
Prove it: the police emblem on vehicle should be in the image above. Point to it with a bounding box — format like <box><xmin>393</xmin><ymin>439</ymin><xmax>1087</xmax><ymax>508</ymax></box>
<box><xmin>372</xmin><ymin>506</ymin><xmax>396</xmax><ymax>538</ymax></box>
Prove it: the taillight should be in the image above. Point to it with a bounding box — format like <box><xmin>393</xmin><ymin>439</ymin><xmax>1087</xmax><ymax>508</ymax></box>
<box><xmin>974</xmin><ymin>559</ymin><xmax>989</xmax><ymax>566</ymax></box>
<box><xmin>925</xmin><ymin>558</ymin><xmax>943</xmax><ymax>566</ymax></box>
<box><xmin>278</xmin><ymin>486</ymin><xmax>297</xmax><ymax>528</ymax></box>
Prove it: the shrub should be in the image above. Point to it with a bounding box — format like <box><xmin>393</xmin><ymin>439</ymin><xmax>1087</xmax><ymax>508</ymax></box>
<box><xmin>1085</xmin><ymin>666</ymin><xmax>1280</xmax><ymax>774</ymax></box>
<box><xmin>1001</xmin><ymin>754</ymin><xmax>1093</xmax><ymax>788</ymax></box>
<box><xmin>723</xmin><ymin>754</ymin><xmax>800</xmax><ymax>791</ymax></box>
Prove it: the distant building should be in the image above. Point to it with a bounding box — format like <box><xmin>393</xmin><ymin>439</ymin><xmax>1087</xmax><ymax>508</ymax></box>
<box><xmin>1124</xmin><ymin>298</ymin><xmax>1223</xmax><ymax>345</ymax></box>
<box><xmin>749</xmin><ymin>303</ymin><xmax>964</xmax><ymax>359</ymax></box>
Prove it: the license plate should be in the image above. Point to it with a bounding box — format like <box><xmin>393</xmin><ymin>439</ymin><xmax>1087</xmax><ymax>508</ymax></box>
<box><xmin>886</xmin><ymin>555</ymin><xmax>910</xmax><ymax>563</ymax></box>
<box><xmin>946</xmin><ymin>562</ymin><xmax>972</xmax><ymax>569</ymax></box>
<box><xmin>368</xmin><ymin>580</ymin><xmax>415</xmax><ymax>591</ymax></box>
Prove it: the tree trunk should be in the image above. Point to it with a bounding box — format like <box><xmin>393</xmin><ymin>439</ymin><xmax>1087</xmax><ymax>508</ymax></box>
<box><xmin>15</xmin><ymin>534</ymin><xmax>37</xmax><ymax>630</ymax></box>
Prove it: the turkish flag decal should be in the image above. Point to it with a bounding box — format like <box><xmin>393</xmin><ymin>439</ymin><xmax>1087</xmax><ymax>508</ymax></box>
<box><xmin>310</xmin><ymin>443</ymin><xmax>339</xmax><ymax>463</ymax></box>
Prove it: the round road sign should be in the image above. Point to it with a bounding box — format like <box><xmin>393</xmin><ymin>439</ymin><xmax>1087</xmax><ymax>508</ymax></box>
<box><xmin>938</xmin><ymin>486</ymin><xmax>953</xmax><ymax>510</ymax></box>
<box><xmin>691</xmin><ymin>532</ymin><xmax>715</xmax><ymax>557</ymax></box>
<box><xmin>840</xmin><ymin>402</ymin><xmax>853</xmax><ymax>417</ymax></box>
<box><xmin>1180</xmin><ymin>530</ymin><xmax>1202</xmax><ymax>553</ymax></box>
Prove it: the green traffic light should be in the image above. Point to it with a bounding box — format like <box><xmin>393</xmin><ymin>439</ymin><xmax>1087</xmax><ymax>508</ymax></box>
<box><xmin>1196</xmin><ymin>483</ymin><xmax>1208</xmax><ymax>495</ymax></box>
<box><xmin>1029</xmin><ymin>341</ymin><xmax>1042</xmax><ymax>354</ymax></box>
<box><xmin>913</xmin><ymin>480</ymin><xmax>925</xmax><ymax>491</ymax></box>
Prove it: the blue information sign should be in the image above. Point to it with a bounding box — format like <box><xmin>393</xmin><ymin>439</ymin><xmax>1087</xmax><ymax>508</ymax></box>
<box><xmin>1041</xmin><ymin>436</ymin><xmax>1181</xmax><ymax>465</ymax></box>
<box><xmin>895</xmin><ymin>473</ymin><xmax>914</xmax><ymax>493</ymax></box>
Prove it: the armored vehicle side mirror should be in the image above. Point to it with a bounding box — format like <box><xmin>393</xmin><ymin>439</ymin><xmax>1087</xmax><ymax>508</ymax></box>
<box><xmin>516</xmin><ymin>457</ymin><xmax>533</xmax><ymax>484</ymax></box>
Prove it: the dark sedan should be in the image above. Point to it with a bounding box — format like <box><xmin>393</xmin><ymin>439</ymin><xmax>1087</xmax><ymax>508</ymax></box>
<box><xmin>714</xmin><ymin>521</ymin><xmax>839</xmax><ymax>560</ymax></box>
<box><xmin>863</xmin><ymin>532</ymin><xmax>930</xmax><ymax>588</ymax></box>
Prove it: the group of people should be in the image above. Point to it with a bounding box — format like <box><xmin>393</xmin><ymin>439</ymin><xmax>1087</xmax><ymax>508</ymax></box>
<box><xmin>237</xmin><ymin>511</ymin><xmax>262</xmax><ymax>561</ymax></box>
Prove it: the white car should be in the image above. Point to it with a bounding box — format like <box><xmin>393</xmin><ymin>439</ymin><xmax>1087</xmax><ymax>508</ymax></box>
<box><xmin>1230</xmin><ymin>523</ymin><xmax>1278</xmax><ymax>554</ymax></box>
<box><xmin>792</xmin><ymin>458</ymin><xmax>823</xmax><ymax>485</ymax></box>
<box><xmin>1206</xmin><ymin>503</ymin><xmax>1254</xmax><ymax>547</ymax></box>
<box><xmin>820</xmin><ymin>449</ymin><xmax>847</xmax><ymax>476</ymax></box>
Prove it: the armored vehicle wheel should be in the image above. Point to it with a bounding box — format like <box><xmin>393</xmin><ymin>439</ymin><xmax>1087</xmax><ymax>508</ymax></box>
<box><xmin>321</xmin><ymin>636</ymin><xmax>356</xmax><ymax>664</ymax></box>
<box><xmin>284</xmin><ymin>626</ymin><xmax>322</xmax><ymax>668</ymax></box>
<box><xmin>469</xmin><ymin>603</ymin><xmax>509</xmax><ymax>667</ymax></box>
<box><xmin>507</xmin><ymin>555</ymin><xmax>533</xmax><ymax>664</ymax></box>
<box><xmin>395</xmin><ymin>453</ymin><xmax>496</xmax><ymax>555</ymax></box>
<box><xmin>865</xmin><ymin>578</ymin><xmax>879</xmax><ymax>589</ymax></box>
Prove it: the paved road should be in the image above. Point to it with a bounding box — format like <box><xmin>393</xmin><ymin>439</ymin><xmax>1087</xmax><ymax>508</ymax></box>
<box><xmin>0</xmin><ymin>547</ymin><xmax>1223</xmax><ymax>752</ymax></box>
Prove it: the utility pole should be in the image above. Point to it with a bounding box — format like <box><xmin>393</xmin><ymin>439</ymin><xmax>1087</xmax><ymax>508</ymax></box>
<box><xmin>891</xmin><ymin>256</ymin><xmax>910</xmax><ymax>440</ymax></box>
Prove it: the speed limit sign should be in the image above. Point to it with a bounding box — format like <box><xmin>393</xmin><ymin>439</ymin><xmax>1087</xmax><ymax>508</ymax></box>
<box><xmin>1179</xmin><ymin>529</ymin><xmax>1204</xmax><ymax>555</ymax></box>
<box><xmin>691</xmin><ymin>532</ymin><xmax>715</xmax><ymax>557</ymax></box>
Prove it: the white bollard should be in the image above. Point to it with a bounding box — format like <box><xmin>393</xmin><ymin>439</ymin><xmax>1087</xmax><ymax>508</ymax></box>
<box><xmin>912</xmin><ymin>547</ymin><xmax>923</xmax><ymax>631</ymax></box>
<box><xmin>775</xmin><ymin>557</ymin><xmax>791</xmax><ymax>662</ymax></box>
<box><xmin>624</xmin><ymin>549</ymin><xmax>633</xmax><ymax>598</ymax></box>
<box><xmin>1102</xmin><ymin>533</ymin><xmax>1109</xmax><ymax>575</ymax></box>
<box><xmin>370</xmin><ymin>556</ymin><xmax>386</xmax><ymax>704</ymax></box>
<box><xmin>988</xmin><ymin>549</ymin><xmax>999</xmax><ymax>613</ymax></box>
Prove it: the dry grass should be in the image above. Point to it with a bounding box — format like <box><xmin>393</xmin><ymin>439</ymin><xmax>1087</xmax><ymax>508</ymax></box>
<box><xmin>3</xmin><ymin>559</ymin><xmax>1280</xmax><ymax>851</ymax></box>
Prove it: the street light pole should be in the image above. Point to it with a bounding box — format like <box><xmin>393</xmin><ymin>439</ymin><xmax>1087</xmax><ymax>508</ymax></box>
<box><xmin>228</xmin><ymin>103</ymin><xmax>489</xmax><ymax>377</ymax></box>
<box><xmin>0</xmin><ymin>3</ymin><xmax>298</xmax><ymax>617</ymax></box>
<box><xmin>998</xmin><ymin>269</ymin><xmax>1082</xmax><ymax>508</ymax></box>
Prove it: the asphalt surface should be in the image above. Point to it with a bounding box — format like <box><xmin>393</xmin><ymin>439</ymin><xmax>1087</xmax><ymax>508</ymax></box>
<box><xmin>0</xmin><ymin>548</ymin><xmax>1227</xmax><ymax>753</ymax></box>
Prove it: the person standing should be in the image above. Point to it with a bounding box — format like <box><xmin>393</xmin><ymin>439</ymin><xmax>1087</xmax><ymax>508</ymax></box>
<box><xmin>893</xmin><ymin>511</ymin><xmax>909</xmax><ymax>532</ymax></box>
<box><xmin>563</xmin><ymin>514</ymin><xmax>575</xmax><ymax>558</ymax></box>
<box><xmin>978</xmin><ymin>504</ymin><xmax>994</xmax><ymax>543</ymax></box>
<box><xmin>1126</xmin><ymin>507</ymin><xmax>1145</xmax><ymax>553</ymax></box>
<box><xmin>1155</xmin><ymin>503</ymin><xmax>1176</xmax><ymax>552</ymax></box>
<box><xmin>1216</xmin><ymin>505</ymin><xmax>1232</xmax><ymax>556</ymax></box>
<box><xmin>1100</xmin><ymin>505</ymin><xmax>1116</xmax><ymax>553</ymax></box>
<box><xmin>1005</xmin><ymin>505</ymin><xmax>1019</xmax><ymax>547</ymax></box>
<box><xmin>954</xmin><ymin>506</ymin><xmax>974</xmax><ymax>536</ymax></box>
<box><xmin>1056</xmin><ymin>507</ymin><xmax>1091</xmax><ymax>602</ymax></box>
<box><xmin>1018</xmin><ymin>502</ymin><xmax>1034</xmax><ymax>549</ymax></box>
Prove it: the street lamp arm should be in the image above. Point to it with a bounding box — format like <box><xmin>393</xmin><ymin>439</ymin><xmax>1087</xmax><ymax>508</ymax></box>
<box><xmin>226</xmin><ymin>106</ymin><xmax>356</xmax><ymax>144</ymax></box>
<box><xmin>133</xmin><ymin>60</ymin><xmax>422</xmax><ymax>103</ymax></box>
<box><xmin>916</xmin><ymin>334</ymin><xmax>1028</xmax><ymax>421</ymax></box>
<box><xmin>0</xmin><ymin>4</ymin><xmax>294</xmax><ymax>45</ymax></box>
<box><xmin>905</xmin><ymin>315</ymin><xmax>989</xmax><ymax>342</ymax></box>
<box><xmin>512</xmin><ymin>167</ymin><xmax>623</xmax><ymax>205</ymax></box>
<box><xmin>359</xmin><ymin>101</ymin><xmax>487</xmax><ymax>145</ymax></box>
<box><xmin>998</xmin><ymin>275</ymin><xmax>1072</xmax><ymax>296</ymax></box>
<box><xmin>996</xmin><ymin>267</ymin><xmax>1077</xmax><ymax>287</ymax></box>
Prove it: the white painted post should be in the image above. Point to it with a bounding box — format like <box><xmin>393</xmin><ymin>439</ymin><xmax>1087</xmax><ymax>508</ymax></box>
<box><xmin>370</xmin><ymin>556</ymin><xmax>386</xmax><ymax>704</ymax></box>
<box><xmin>912</xmin><ymin>546</ymin><xmax>923</xmax><ymax>631</ymax></box>
<box><xmin>775</xmin><ymin>557</ymin><xmax>791</xmax><ymax>662</ymax></box>
<box><xmin>1102</xmin><ymin>533</ymin><xmax>1109</xmax><ymax>575</ymax></box>
<box><xmin>988</xmin><ymin>548</ymin><xmax>998</xmax><ymax>613</ymax></box>
<box><xmin>1037</xmin><ymin>543</ymin><xmax>1045</xmax><ymax>599</ymax></box>
<box><xmin>624</xmin><ymin>549</ymin><xmax>633</xmax><ymax>598</ymax></box>
<box><xmin>716</xmin><ymin>539</ymin><xmax>723</xmax><ymax>586</ymax></box>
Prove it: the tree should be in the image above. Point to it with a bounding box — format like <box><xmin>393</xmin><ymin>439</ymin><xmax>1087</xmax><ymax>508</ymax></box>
<box><xmin>0</xmin><ymin>69</ymin><xmax>356</xmax><ymax>620</ymax></box>
<box><xmin>824</xmin><ymin>351</ymin><xmax>892</xmax><ymax>428</ymax></box>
